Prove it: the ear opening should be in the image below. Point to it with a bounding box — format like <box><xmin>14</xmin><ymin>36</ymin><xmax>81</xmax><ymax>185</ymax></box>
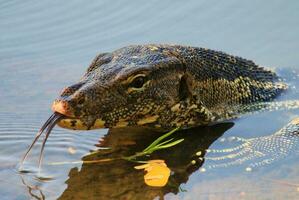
<box><xmin>178</xmin><ymin>75</ymin><xmax>192</xmax><ymax>101</ymax></box>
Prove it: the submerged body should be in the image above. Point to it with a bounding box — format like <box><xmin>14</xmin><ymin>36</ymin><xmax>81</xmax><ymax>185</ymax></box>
<box><xmin>52</xmin><ymin>44</ymin><xmax>287</xmax><ymax>130</ymax></box>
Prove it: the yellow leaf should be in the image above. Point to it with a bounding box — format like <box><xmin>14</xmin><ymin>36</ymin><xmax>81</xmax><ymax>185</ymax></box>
<box><xmin>135</xmin><ymin>160</ymin><xmax>171</xmax><ymax>187</ymax></box>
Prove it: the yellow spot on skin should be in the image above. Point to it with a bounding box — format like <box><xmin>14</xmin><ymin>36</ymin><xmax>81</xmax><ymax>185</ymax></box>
<box><xmin>149</xmin><ymin>46</ymin><xmax>159</xmax><ymax>51</ymax></box>
<box><xmin>137</xmin><ymin>115</ymin><xmax>159</xmax><ymax>125</ymax></box>
<box><xmin>189</xmin><ymin>104</ymin><xmax>197</xmax><ymax>110</ymax></box>
<box><xmin>91</xmin><ymin>119</ymin><xmax>105</xmax><ymax>129</ymax></box>
<box><xmin>58</xmin><ymin>119</ymin><xmax>86</xmax><ymax>130</ymax></box>
<box><xmin>115</xmin><ymin>121</ymin><xmax>128</xmax><ymax>128</ymax></box>
<box><xmin>171</xmin><ymin>103</ymin><xmax>180</xmax><ymax>112</ymax></box>
<box><xmin>57</xmin><ymin>118</ymin><xmax>105</xmax><ymax>130</ymax></box>
<box><xmin>134</xmin><ymin>160</ymin><xmax>170</xmax><ymax>187</ymax></box>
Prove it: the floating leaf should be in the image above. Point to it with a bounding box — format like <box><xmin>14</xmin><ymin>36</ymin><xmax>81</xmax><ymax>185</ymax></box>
<box><xmin>135</xmin><ymin>160</ymin><xmax>171</xmax><ymax>187</ymax></box>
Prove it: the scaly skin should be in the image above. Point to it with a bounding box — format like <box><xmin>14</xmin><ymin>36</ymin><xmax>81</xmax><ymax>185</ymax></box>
<box><xmin>52</xmin><ymin>44</ymin><xmax>287</xmax><ymax>130</ymax></box>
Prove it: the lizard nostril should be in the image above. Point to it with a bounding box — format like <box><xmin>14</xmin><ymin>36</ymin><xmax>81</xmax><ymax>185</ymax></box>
<box><xmin>51</xmin><ymin>100</ymin><xmax>75</xmax><ymax>117</ymax></box>
<box><xmin>61</xmin><ymin>82</ymin><xmax>85</xmax><ymax>97</ymax></box>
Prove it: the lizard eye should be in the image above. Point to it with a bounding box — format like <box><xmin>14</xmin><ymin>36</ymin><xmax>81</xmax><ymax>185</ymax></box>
<box><xmin>129</xmin><ymin>76</ymin><xmax>146</xmax><ymax>88</ymax></box>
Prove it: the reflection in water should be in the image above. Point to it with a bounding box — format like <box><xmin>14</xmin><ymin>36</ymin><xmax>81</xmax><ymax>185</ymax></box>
<box><xmin>205</xmin><ymin>118</ymin><xmax>299</xmax><ymax>170</ymax></box>
<box><xmin>21</xmin><ymin>176</ymin><xmax>45</xmax><ymax>200</ymax></box>
<box><xmin>58</xmin><ymin>123</ymin><xmax>232</xmax><ymax>200</ymax></box>
<box><xmin>15</xmin><ymin>115</ymin><xmax>299</xmax><ymax>199</ymax></box>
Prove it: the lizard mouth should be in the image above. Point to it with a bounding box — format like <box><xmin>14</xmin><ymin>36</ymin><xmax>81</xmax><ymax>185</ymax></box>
<box><xmin>51</xmin><ymin>100</ymin><xmax>106</xmax><ymax>130</ymax></box>
<box><xmin>20</xmin><ymin>101</ymin><xmax>106</xmax><ymax>170</ymax></box>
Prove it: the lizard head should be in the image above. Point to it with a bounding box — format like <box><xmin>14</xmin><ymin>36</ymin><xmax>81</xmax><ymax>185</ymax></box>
<box><xmin>52</xmin><ymin>45</ymin><xmax>195</xmax><ymax>130</ymax></box>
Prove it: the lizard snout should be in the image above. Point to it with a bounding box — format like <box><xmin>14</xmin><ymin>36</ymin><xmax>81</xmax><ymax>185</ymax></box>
<box><xmin>52</xmin><ymin>100</ymin><xmax>75</xmax><ymax>118</ymax></box>
<box><xmin>52</xmin><ymin>82</ymin><xmax>92</xmax><ymax>119</ymax></box>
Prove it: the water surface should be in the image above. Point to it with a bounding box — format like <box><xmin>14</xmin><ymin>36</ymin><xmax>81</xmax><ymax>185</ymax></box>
<box><xmin>1</xmin><ymin>0</ymin><xmax>299</xmax><ymax>199</ymax></box>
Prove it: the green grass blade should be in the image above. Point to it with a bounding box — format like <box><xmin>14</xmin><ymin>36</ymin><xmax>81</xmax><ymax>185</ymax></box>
<box><xmin>150</xmin><ymin>138</ymin><xmax>174</xmax><ymax>149</ymax></box>
<box><xmin>155</xmin><ymin>138</ymin><xmax>184</xmax><ymax>150</ymax></box>
<box><xmin>143</xmin><ymin>127</ymin><xmax>180</xmax><ymax>152</ymax></box>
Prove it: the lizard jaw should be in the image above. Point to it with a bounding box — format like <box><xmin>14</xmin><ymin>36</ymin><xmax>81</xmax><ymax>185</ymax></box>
<box><xmin>52</xmin><ymin>100</ymin><xmax>106</xmax><ymax>130</ymax></box>
<box><xmin>57</xmin><ymin>118</ymin><xmax>106</xmax><ymax>130</ymax></box>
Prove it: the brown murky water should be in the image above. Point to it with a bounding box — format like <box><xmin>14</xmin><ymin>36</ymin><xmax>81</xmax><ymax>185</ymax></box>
<box><xmin>1</xmin><ymin>1</ymin><xmax>299</xmax><ymax>199</ymax></box>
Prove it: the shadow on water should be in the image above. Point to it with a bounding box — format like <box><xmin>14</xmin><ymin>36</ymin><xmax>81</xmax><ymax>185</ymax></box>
<box><xmin>14</xmin><ymin>113</ymin><xmax>299</xmax><ymax>200</ymax></box>
<box><xmin>53</xmin><ymin>123</ymin><xmax>233</xmax><ymax>200</ymax></box>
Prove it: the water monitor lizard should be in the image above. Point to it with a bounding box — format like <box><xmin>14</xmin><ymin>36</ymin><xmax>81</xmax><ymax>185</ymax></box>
<box><xmin>21</xmin><ymin>44</ymin><xmax>299</xmax><ymax>168</ymax></box>
<box><xmin>51</xmin><ymin>44</ymin><xmax>288</xmax><ymax>130</ymax></box>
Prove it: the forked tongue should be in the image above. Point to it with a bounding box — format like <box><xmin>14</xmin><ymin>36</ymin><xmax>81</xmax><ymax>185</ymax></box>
<box><xmin>19</xmin><ymin>112</ymin><xmax>64</xmax><ymax>173</ymax></box>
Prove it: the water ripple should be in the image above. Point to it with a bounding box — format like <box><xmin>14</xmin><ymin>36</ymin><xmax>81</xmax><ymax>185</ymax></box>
<box><xmin>0</xmin><ymin>113</ymin><xmax>105</xmax><ymax>168</ymax></box>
